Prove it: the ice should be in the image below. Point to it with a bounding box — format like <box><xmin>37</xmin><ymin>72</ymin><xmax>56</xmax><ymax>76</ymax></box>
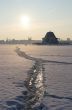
<box><xmin>0</xmin><ymin>45</ymin><xmax>72</xmax><ymax>110</ymax></box>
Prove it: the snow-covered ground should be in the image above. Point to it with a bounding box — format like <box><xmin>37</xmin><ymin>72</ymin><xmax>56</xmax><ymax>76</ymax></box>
<box><xmin>0</xmin><ymin>45</ymin><xmax>72</xmax><ymax>110</ymax></box>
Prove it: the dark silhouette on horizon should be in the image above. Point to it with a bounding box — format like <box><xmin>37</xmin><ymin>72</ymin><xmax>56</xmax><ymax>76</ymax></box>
<box><xmin>0</xmin><ymin>31</ymin><xmax>72</xmax><ymax>45</ymax></box>
<box><xmin>42</xmin><ymin>31</ymin><xmax>59</xmax><ymax>44</ymax></box>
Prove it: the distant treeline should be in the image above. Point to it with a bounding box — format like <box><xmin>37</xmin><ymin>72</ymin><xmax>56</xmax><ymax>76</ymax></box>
<box><xmin>0</xmin><ymin>39</ymin><xmax>41</xmax><ymax>44</ymax></box>
<box><xmin>0</xmin><ymin>39</ymin><xmax>72</xmax><ymax>45</ymax></box>
<box><xmin>0</xmin><ymin>31</ymin><xmax>72</xmax><ymax>45</ymax></box>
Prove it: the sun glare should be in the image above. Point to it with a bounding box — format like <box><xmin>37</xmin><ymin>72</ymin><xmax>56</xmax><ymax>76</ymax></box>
<box><xmin>20</xmin><ymin>15</ymin><xmax>30</xmax><ymax>29</ymax></box>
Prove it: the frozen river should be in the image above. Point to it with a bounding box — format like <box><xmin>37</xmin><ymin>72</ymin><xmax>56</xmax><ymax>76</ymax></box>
<box><xmin>0</xmin><ymin>45</ymin><xmax>72</xmax><ymax>110</ymax></box>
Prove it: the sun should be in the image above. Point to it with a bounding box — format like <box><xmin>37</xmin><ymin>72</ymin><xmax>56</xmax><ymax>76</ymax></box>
<box><xmin>20</xmin><ymin>15</ymin><xmax>30</xmax><ymax>29</ymax></box>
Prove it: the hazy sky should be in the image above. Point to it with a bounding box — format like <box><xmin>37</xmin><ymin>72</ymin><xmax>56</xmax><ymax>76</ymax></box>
<box><xmin>0</xmin><ymin>0</ymin><xmax>72</xmax><ymax>40</ymax></box>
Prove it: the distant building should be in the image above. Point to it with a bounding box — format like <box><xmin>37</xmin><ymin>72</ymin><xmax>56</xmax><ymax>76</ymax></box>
<box><xmin>42</xmin><ymin>31</ymin><xmax>59</xmax><ymax>44</ymax></box>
